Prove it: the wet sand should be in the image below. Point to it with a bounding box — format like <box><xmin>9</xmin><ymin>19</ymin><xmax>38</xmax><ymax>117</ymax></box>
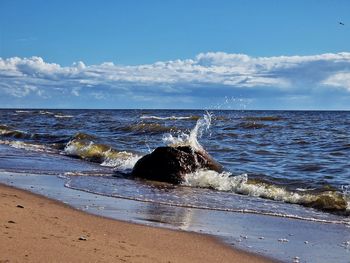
<box><xmin>0</xmin><ymin>184</ymin><xmax>274</xmax><ymax>263</ymax></box>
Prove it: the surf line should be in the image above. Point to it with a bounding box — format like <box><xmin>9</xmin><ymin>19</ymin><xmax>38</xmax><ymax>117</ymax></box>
<box><xmin>64</xmin><ymin>178</ymin><xmax>349</xmax><ymax>226</ymax></box>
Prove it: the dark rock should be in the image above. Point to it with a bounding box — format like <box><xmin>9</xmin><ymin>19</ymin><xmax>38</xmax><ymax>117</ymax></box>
<box><xmin>131</xmin><ymin>146</ymin><xmax>222</xmax><ymax>184</ymax></box>
<box><xmin>8</xmin><ymin>220</ymin><xmax>16</xmax><ymax>224</ymax></box>
<box><xmin>16</xmin><ymin>205</ymin><xmax>24</xmax><ymax>208</ymax></box>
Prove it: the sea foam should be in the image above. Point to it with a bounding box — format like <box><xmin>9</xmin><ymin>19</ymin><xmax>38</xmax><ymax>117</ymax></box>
<box><xmin>183</xmin><ymin>169</ymin><xmax>349</xmax><ymax>213</ymax></box>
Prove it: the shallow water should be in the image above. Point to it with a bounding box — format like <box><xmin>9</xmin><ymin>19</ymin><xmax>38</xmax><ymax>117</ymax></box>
<box><xmin>0</xmin><ymin>109</ymin><xmax>349</xmax><ymax>223</ymax></box>
<box><xmin>1</xmin><ymin>161</ymin><xmax>349</xmax><ymax>263</ymax></box>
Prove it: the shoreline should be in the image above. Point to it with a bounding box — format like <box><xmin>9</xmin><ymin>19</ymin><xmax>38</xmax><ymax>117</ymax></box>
<box><xmin>0</xmin><ymin>183</ymin><xmax>275</xmax><ymax>263</ymax></box>
<box><xmin>1</xmin><ymin>170</ymin><xmax>349</xmax><ymax>263</ymax></box>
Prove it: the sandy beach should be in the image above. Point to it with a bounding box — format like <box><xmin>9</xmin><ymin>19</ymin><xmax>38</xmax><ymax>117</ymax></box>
<box><xmin>0</xmin><ymin>184</ymin><xmax>274</xmax><ymax>263</ymax></box>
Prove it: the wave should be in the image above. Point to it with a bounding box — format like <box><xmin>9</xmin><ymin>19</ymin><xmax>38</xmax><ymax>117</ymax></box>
<box><xmin>0</xmin><ymin>139</ymin><xmax>57</xmax><ymax>154</ymax></box>
<box><xmin>0</xmin><ymin>125</ymin><xmax>33</xmax><ymax>139</ymax></box>
<box><xmin>39</xmin><ymin>110</ymin><xmax>55</xmax><ymax>115</ymax></box>
<box><xmin>64</xmin><ymin>135</ymin><xmax>141</xmax><ymax>171</ymax></box>
<box><xmin>0</xmin><ymin>124</ymin><xmax>68</xmax><ymax>144</ymax></box>
<box><xmin>121</xmin><ymin>123</ymin><xmax>178</xmax><ymax>134</ymax></box>
<box><xmin>0</xmin><ymin>125</ymin><xmax>141</xmax><ymax>172</ymax></box>
<box><xmin>15</xmin><ymin>110</ymin><xmax>32</xmax><ymax>114</ymax></box>
<box><xmin>54</xmin><ymin>113</ymin><xmax>73</xmax><ymax>118</ymax></box>
<box><xmin>183</xmin><ymin>169</ymin><xmax>349</xmax><ymax>214</ymax></box>
<box><xmin>239</xmin><ymin>122</ymin><xmax>267</xmax><ymax>129</ymax></box>
<box><xmin>140</xmin><ymin>115</ymin><xmax>200</xmax><ymax>121</ymax></box>
<box><xmin>244</xmin><ymin>116</ymin><xmax>283</xmax><ymax>122</ymax></box>
<box><xmin>14</xmin><ymin>110</ymin><xmax>72</xmax><ymax>118</ymax></box>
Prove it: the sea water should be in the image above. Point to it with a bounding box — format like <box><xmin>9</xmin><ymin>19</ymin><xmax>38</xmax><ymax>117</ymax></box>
<box><xmin>1</xmin><ymin>109</ymin><xmax>350</xmax><ymax>261</ymax></box>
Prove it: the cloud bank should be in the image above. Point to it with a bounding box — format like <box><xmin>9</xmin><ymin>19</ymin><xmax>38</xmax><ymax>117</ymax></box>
<box><xmin>1</xmin><ymin>52</ymin><xmax>350</xmax><ymax>109</ymax></box>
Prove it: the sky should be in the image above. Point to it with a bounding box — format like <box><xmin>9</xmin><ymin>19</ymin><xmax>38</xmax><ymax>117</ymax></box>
<box><xmin>1</xmin><ymin>0</ymin><xmax>350</xmax><ymax>109</ymax></box>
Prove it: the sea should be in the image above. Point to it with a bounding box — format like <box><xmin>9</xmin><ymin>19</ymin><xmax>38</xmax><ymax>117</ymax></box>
<box><xmin>1</xmin><ymin>109</ymin><xmax>349</xmax><ymax>262</ymax></box>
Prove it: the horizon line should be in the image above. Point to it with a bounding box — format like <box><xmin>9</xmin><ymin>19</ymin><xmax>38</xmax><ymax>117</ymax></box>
<box><xmin>1</xmin><ymin>108</ymin><xmax>350</xmax><ymax>112</ymax></box>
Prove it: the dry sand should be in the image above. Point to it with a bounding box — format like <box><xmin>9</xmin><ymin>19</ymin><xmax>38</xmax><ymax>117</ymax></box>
<box><xmin>0</xmin><ymin>184</ymin><xmax>275</xmax><ymax>263</ymax></box>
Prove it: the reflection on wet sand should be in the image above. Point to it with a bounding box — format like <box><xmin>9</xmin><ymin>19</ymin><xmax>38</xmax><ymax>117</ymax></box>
<box><xmin>140</xmin><ymin>202</ymin><xmax>194</xmax><ymax>230</ymax></box>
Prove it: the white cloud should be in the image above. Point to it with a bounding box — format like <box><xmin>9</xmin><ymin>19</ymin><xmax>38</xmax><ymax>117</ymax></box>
<box><xmin>0</xmin><ymin>52</ymin><xmax>350</xmax><ymax>108</ymax></box>
<box><xmin>322</xmin><ymin>72</ymin><xmax>350</xmax><ymax>91</ymax></box>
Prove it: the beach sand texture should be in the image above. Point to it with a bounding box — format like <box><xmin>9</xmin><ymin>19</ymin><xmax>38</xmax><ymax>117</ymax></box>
<box><xmin>0</xmin><ymin>184</ymin><xmax>274</xmax><ymax>263</ymax></box>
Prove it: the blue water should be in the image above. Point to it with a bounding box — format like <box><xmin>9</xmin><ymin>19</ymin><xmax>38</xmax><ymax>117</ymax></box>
<box><xmin>0</xmin><ymin>109</ymin><xmax>349</xmax><ymax>224</ymax></box>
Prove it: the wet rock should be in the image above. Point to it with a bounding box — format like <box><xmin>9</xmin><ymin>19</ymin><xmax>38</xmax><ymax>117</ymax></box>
<box><xmin>131</xmin><ymin>146</ymin><xmax>222</xmax><ymax>184</ymax></box>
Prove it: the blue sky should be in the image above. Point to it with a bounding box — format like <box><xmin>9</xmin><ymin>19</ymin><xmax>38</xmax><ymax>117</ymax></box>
<box><xmin>1</xmin><ymin>0</ymin><xmax>350</xmax><ymax>109</ymax></box>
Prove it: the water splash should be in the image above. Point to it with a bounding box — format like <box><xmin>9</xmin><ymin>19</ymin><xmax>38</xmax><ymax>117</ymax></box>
<box><xmin>162</xmin><ymin>111</ymin><xmax>212</xmax><ymax>151</ymax></box>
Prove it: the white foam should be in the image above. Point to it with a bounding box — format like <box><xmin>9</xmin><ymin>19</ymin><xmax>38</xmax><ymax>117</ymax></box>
<box><xmin>15</xmin><ymin>110</ymin><xmax>31</xmax><ymax>113</ymax></box>
<box><xmin>183</xmin><ymin>169</ymin><xmax>237</xmax><ymax>191</ymax></box>
<box><xmin>140</xmin><ymin>115</ymin><xmax>195</xmax><ymax>120</ymax></box>
<box><xmin>183</xmin><ymin>169</ymin><xmax>349</xmax><ymax>211</ymax></box>
<box><xmin>54</xmin><ymin>114</ymin><xmax>73</xmax><ymax>118</ymax></box>
<box><xmin>101</xmin><ymin>152</ymin><xmax>142</xmax><ymax>171</ymax></box>
<box><xmin>39</xmin><ymin>110</ymin><xmax>54</xmax><ymax>115</ymax></box>
<box><xmin>64</xmin><ymin>140</ymin><xmax>93</xmax><ymax>156</ymax></box>
<box><xmin>0</xmin><ymin>139</ymin><xmax>55</xmax><ymax>153</ymax></box>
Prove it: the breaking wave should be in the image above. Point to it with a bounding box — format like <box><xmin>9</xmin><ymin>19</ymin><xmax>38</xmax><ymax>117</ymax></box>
<box><xmin>54</xmin><ymin>113</ymin><xmax>73</xmax><ymax>118</ymax></box>
<box><xmin>140</xmin><ymin>115</ymin><xmax>200</xmax><ymax>121</ymax></box>
<box><xmin>0</xmin><ymin>125</ymin><xmax>32</xmax><ymax>139</ymax></box>
<box><xmin>64</xmin><ymin>134</ymin><xmax>141</xmax><ymax>172</ymax></box>
<box><xmin>183</xmin><ymin>169</ymin><xmax>350</xmax><ymax>213</ymax></box>
<box><xmin>0</xmin><ymin>139</ymin><xmax>57</xmax><ymax>153</ymax></box>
